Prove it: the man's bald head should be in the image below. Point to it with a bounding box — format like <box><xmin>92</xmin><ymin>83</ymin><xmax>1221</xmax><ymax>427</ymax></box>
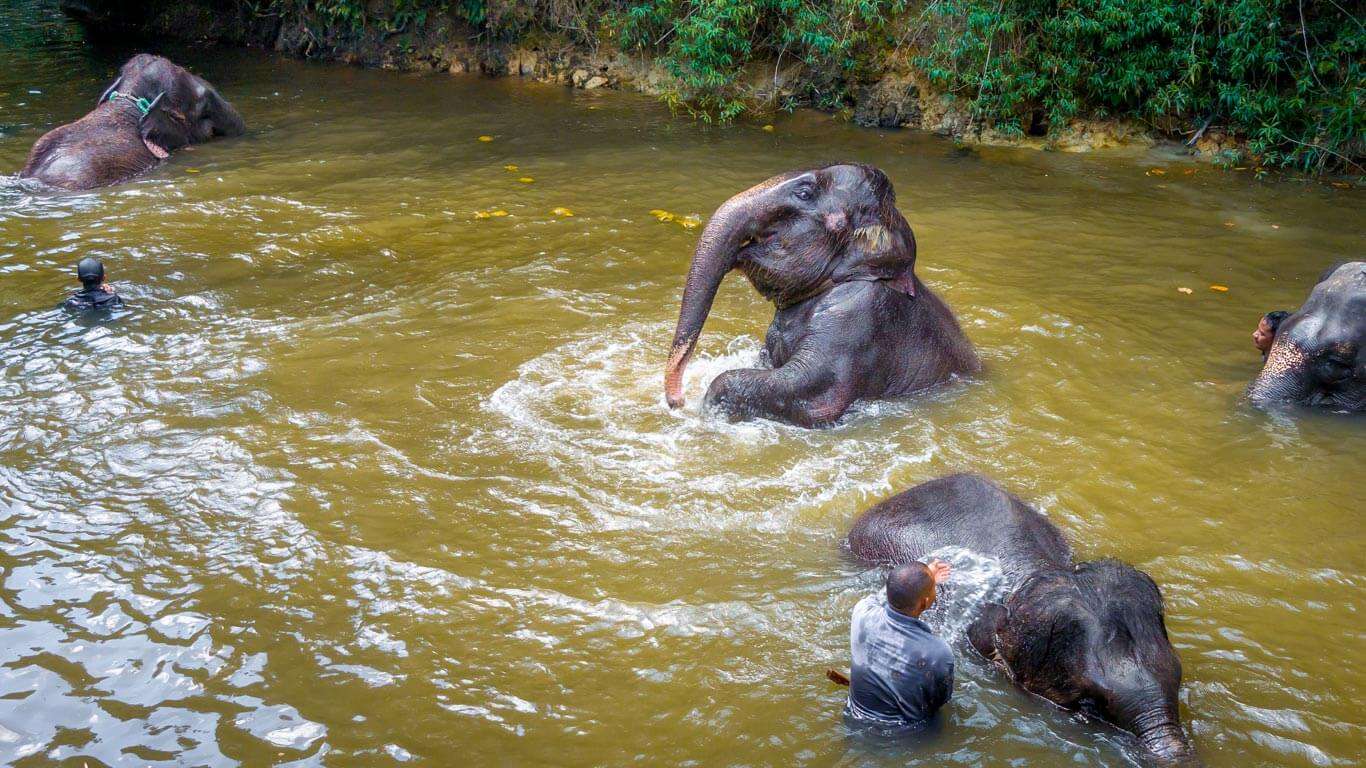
<box><xmin>887</xmin><ymin>561</ymin><xmax>937</xmax><ymax>617</ymax></box>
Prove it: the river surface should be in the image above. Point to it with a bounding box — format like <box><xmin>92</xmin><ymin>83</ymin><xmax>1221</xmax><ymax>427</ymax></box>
<box><xmin>1</xmin><ymin>3</ymin><xmax>1363</xmax><ymax>766</ymax></box>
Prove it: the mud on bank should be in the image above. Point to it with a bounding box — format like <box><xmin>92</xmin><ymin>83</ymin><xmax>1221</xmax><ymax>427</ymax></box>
<box><xmin>58</xmin><ymin>0</ymin><xmax>1363</xmax><ymax>171</ymax></box>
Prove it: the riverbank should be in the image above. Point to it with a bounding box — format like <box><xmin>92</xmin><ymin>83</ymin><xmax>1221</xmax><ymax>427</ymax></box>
<box><xmin>59</xmin><ymin>0</ymin><xmax>1363</xmax><ymax>174</ymax></box>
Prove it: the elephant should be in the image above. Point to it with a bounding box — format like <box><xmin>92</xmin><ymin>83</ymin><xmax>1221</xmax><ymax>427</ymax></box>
<box><xmin>20</xmin><ymin>54</ymin><xmax>244</xmax><ymax>190</ymax></box>
<box><xmin>663</xmin><ymin>163</ymin><xmax>979</xmax><ymax>427</ymax></box>
<box><xmin>846</xmin><ymin>474</ymin><xmax>1195</xmax><ymax>764</ymax></box>
<box><xmin>1248</xmin><ymin>261</ymin><xmax>1364</xmax><ymax>413</ymax></box>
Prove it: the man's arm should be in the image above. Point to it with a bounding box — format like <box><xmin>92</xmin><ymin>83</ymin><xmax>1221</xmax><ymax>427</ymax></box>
<box><xmin>928</xmin><ymin>649</ymin><xmax>954</xmax><ymax>710</ymax></box>
<box><xmin>925</xmin><ymin>560</ymin><xmax>955</xmax><ymax>711</ymax></box>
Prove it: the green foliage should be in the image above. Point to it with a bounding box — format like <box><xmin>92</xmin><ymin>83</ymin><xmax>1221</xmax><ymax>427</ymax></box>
<box><xmin>254</xmin><ymin>0</ymin><xmax>1362</xmax><ymax>171</ymax></box>
<box><xmin>612</xmin><ymin>0</ymin><xmax>908</xmax><ymax>121</ymax></box>
<box><xmin>917</xmin><ymin>0</ymin><xmax>1364</xmax><ymax>172</ymax></box>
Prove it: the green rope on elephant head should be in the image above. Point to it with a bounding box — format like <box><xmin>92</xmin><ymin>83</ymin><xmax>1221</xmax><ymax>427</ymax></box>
<box><xmin>107</xmin><ymin>90</ymin><xmax>153</xmax><ymax>117</ymax></box>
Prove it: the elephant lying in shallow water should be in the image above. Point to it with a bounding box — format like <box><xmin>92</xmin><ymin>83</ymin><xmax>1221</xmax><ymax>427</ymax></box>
<box><xmin>20</xmin><ymin>54</ymin><xmax>244</xmax><ymax>190</ymax></box>
<box><xmin>1249</xmin><ymin>261</ymin><xmax>1364</xmax><ymax>413</ymax></box>
<box><xmin>664</xmin><ymin>163</ymin><xmax>979</xmax><ymax>427</ymax></box>
<box><xmin>846</xmin><ymin>474</ymin><xmax>1196</xmax><ymax>764</ymax></box>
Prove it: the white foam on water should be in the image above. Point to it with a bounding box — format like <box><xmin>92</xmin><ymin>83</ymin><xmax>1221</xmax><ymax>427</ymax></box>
<box><xmin>920</xmin><ymin>546</ymin><xmax>1010</xmax><ymax>644</ymax></box>
<box><xmin>480</xmin><ymin>322</ymin><xmax>941</xmax><ymax>532</ymax></box>
<box><xmin>847</xmin><ymin>547</ymin><xmax>1008</xmax><ymax>647</ymax></box>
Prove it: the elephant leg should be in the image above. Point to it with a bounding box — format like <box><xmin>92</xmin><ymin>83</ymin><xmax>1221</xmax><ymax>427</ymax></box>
<box><xmin>703</xmin><ymin>346</ymin><xmax>856</xmax><ymax>427</ymax></box>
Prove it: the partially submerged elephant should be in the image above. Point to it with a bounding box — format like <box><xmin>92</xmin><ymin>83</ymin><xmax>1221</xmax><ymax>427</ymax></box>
<box><xmin>20</xmin><ymin>54</ymin><xmax>244</xmax><ymax>190</ymax></box>
<box><xmin>1248</xmin><ymin>261</ymin><xmax>1364</xmax><ymax>413</ymax></box>
<box><xmin>846</xmin><ymin>474</ymin><xmax>1196</xmax><ymax>764</ymax></box>
<box><xmin>664</xmin><ymin>163</ymin><xmax>979</xmax><ymax>427</ymax></box>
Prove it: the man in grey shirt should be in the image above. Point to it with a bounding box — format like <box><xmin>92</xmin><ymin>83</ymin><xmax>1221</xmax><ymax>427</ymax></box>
<box><xmin>843</xmin><ymin>559</ymin><xmax>954</xmax><ymax>729</ymax></box>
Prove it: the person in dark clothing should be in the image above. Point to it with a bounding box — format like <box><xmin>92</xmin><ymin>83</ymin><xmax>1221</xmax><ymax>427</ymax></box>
<box><xmin>1252</xmin><ymin>310</ymin><xmax>1289</xmax><ymax>358</ymax></box>
<box><xmin>62</xmin><ymin>257</ymin><xmax>123</xmax><ymax>312</ymax></box>
<box><xmin>843</xmin><ymin>559</ymin><xmax>954</xmax><ymax>730</ymax></box>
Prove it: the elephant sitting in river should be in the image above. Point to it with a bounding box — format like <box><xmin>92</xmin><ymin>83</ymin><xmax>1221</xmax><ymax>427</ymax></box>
<box><xmin>664</xmin><ymin>163</ymin><xmax>979</xmax><ymax>427</ymax></box>
<box><xmin>20</xmin><ymin>54</ymin><xmax>244</xmax><ymax>190</ymax></box>
<box><xmin>846</xmin><ymin>474</ymin><xmax>1196</xmax><ymax>764</ymax></box>
<box><xmin>1248</xmin><ymin>261</ymin><xmax>1364</xmax><ymax>413</ymax></box>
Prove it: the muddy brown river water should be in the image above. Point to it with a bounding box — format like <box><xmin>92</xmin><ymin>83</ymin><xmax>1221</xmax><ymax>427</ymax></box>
<box><xmin>1</xmin><ymin>2</ymin><xmax>1363</xmax><ymax>766</ymax></box>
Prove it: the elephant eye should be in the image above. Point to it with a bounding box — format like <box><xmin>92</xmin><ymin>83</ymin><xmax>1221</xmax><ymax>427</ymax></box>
<box><xmin>793</xmin><ymin>186</ymin><xmax>815</xmax><ymax>202</ymax></box>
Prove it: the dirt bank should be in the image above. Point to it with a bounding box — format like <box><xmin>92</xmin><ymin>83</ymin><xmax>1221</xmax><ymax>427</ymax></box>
<box><xmin>57</xmin><ymin>0</ymin><xmax>1262</xmax><ymax>163</ymax></box>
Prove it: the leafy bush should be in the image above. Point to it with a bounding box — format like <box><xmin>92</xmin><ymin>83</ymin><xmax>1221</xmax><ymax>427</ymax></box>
<box><xmin>611</xmin><ymin>0</ymin><xmax>908</xmax><ymax>121</ymax></box>
<box><xmin>917</xmin><ymin>0</ymin><xmax>1364</xmax><ymax>172</ymax></box>
<box><xmin>250</xmin><ymin>0</ymin><xmax>1362</xmax><ymax>171</ymax></box>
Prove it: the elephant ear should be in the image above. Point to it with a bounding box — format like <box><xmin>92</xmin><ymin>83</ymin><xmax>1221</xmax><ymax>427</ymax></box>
<box><xmin>968</xmin><ymin>602</ymin><xmax>1008</xmax><ymax>660</ymax></box>
<box><xmin>829</xmin><ymin>173</ymin><xmax>918</xmax><ymax>297</ymax></box>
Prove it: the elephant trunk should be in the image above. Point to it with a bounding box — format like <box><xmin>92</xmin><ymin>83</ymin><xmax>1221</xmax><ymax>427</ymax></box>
<box><xmin>1123</xmin><ymin>696</ymin><xmax>1197</xmax><ymax>765</ymax></box>
<box><xmin>1137</xmin><ymin>719</ymin><xmax>1198</xmax><ymax>765</ymax></box>
<box><xmin>1248</xmin><ymin>339</ymin><xmax>1311</xmax><ymax>406</ymax></box>
<box><xmin>664</xmin><ymin>195</ymin><xmax>756</xmax><ymax>408</ymax></box>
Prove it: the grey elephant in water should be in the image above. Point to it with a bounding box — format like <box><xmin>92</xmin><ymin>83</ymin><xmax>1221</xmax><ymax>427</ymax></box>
<box><xmin>664</xmin><ymin>163</ymin><xmax>979</xmax><ymax>427</ymax></box>
<box><xmin>846</xmin><ymin>474</ymin><xmax>1196</xmax><ymax>764</ymax></box>
<box><xmin>20</xmin><ymin>54</ymin><xmax>244</xmax><ymax>190</ymax></box>
<box><xmin>1249</xmin><ymin>261</ymin><xmax>1364</xmax><ymax>413</ymax></box>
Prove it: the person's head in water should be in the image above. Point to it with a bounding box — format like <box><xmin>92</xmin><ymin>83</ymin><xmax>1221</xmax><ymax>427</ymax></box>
<box><xmin>1253</xmin><ymin>310</ymin><xmax>1290</xmax><ymax>355</ymax></box>
<box><xmin>77</xmin><ymin>257</ymin><xmax>105</xmax><ymax>291</ymax></box>
<box><xmin>886</xmin><ymin>561</ymin><xmax>938</xmax><ymax>618</ymax></box>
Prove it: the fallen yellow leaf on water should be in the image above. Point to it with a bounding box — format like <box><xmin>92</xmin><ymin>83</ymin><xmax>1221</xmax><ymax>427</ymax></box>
<box><xmin>503</xmin><ymin>164</ymin><xmax>519</xmax><ymax>172</ymax></box>
<box><xmin>1146</xmin><ymin>168</ymin><xmax>1166</xmax><ymax>176</ymax></box>
<box><xmin>1330</xmin><ymin>181</ymin><xmax>1351</xmax><ymax>189</ymax></box>
<box><xmin>474</xmin><ymin>209</ymin><xmax>510</xmax><ymax>219</ymax></box>
<box><xmin>491</xmin><ymin>210</ymin><xmax>508</xmax><ymax>217</ymax></box>
<box><xmin>518</xmin><ymin>177</ymin><xmax>534</xmax><ymax>183</ymax></box>
<box><xmin>762</xmin><ymin>124</ymin><xmax>775</xmax><ymax>132</ymax></box>
<box><xmin>185</xmin><ymin>168</ymin><xmax>200</xmax><ymax>173</ymax></box>
<box><xmin>649</xmin><ymin>209</ymin><xmax>701</xmax><ymax>229</ymax></box>
<box><xmin>475</xmin><ymin>211</ymin><xmax>491</xmax><ymax>219</ymax></box>
<box><xmin>1222</xmin><ymin>221</ymin><xmax>1235</xmax><ymax>228</ymax></box>
<box><xmin>551</xmin><ymin>207</ymin><xmax>574</xmax><ymax>217</ymax></box>
<box><xmin>1177</xmin><ymin>287</ymin><xmax>1194</xmax><ymax>294</ymax></box>
<box><xmin>478</xmin><ymin>135</ymin><xmax>494</xmax><ymax>142</ymax></box>
<box><xmin>1209</xmin><ymin>284</ymin><xmax>1229</xmax><ymax>292</ymax></box>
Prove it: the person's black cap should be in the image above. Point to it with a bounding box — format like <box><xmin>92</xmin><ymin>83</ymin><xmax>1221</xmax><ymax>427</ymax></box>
<box><xmin>77</xmin><ymin>257</ymin><xmax>104</xmax><ymax>287</ymax></box>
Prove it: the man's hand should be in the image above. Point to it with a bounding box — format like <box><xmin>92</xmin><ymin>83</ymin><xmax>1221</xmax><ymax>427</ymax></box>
<box><xmin>926</xmin><ymin>559</ymin><xmax>951</xmax><ymax>585</ymax></box>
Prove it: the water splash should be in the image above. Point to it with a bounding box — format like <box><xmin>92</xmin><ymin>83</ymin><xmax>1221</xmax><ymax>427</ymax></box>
<box><xmin>480</xmin><ymin>323</ymin><xmax>940</xmax><ymax>532</ymax></box>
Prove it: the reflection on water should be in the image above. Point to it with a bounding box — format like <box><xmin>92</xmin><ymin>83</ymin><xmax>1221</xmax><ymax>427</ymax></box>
<box><xmin>1</xmin><ymin>1</ymin><xmax>1363</xmax><ymax>766</ymax></box>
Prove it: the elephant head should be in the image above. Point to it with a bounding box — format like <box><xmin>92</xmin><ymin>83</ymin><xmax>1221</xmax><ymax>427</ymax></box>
<box><xmin>664</xmin><ymin>163</ymin><xmax>918</xmax><ymax>408</ymax></box>
<box><xmin>1248</xmin><ymin>262</ymin><xmax>1365</xmax><ymax>412</ymax></box>
<box><xmin>969</xmin><ymin>560</ymin><xmax>1195</xmax><ymax>764</ymax></box>
<box><xmin>101</xmin><ymin>54</ymin><xmax>245</xmax><ymax>157</ymax></box>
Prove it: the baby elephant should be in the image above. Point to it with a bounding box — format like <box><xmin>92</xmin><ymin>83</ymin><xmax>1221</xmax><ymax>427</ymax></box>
<box><xmin>1249</xmin><ymin>261</ymin><xmax>1364</xmax><ymax>412</ymax></box>
<box><xmin>664</xmin><ymin>163</ymin><xmax>979</xmax><ymax>427</ymax></box>
<box><xmin>21</xmin><ymin>54</ymin><xmax>244</xmax><ymax>190</ymax></box>
<box><xmin>846</xmin><ymin>474</ymin><xmax>1195</xmax><ymax>764</ymax></box>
